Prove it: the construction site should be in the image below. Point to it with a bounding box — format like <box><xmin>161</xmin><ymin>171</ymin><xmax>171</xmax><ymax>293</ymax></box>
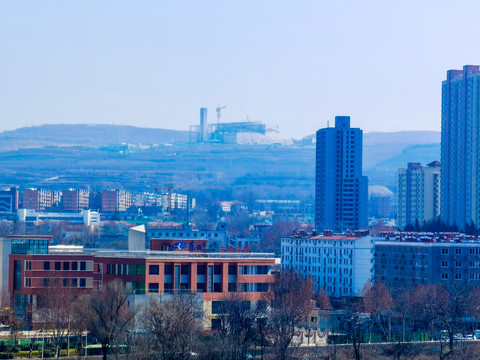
<box><xmin>189</xmin><ymin>105</ymin><xmax>281</xmax><ymax>145</ymax></box>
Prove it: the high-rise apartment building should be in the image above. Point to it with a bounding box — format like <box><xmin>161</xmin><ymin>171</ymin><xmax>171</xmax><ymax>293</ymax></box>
<box><xmin>102</xmin><ymin>190</ymin><xmax>131</xmax><ymax>212</ymax></box>
<box><xmin>441</xmin><ymin>65</ymin><xmax>480</xmax><ymax>229</ymax></box>
<box><xmin>397</xmin><ymin>161</ymin><xmax>441</xmax><ymax>229</ymax></box>
<box><xmin>22</xmin><ymin>189</ymin><xmax>53</xmax><ymax>211</ymax></box>
<box><xmin>315</xmin><ymin>116</ymin><xmax>368</xmax><ymax>231</ymax></box>
<box><xmin>62</xmin><ymin>189</ymin><xmax>90</xmax><ymax>212</ymax></box>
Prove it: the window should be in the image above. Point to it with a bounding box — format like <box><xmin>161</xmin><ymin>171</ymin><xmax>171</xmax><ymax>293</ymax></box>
<box><xmin>455</xmin><ymin>261</ymin><xmax>462</xmax><ymax>267</ymax></box>
<box><xmin>441</xmin><ymin>273</ymin><xmax>448</xmax><ymax>280</ymax></box>
<box><xmin>80</xmin><ymin>278</ymin><xmax>86</xmax><ymax>288</ymax></box>
<box><xmin>164</xmin><ymin>265</ymin><xmax>173</xmax><ymax>275</ymax></box>
<box><xmin>228</xmin><ymin>265</ymin><xmax>237</xmax><ymax>275</ymax></box>
<box><xmin>164</xmin><ymin>282</ymin><xmax>173</xmax><ymax>293</ymax></box>
<box><xmin>455</xmin><ymin>273</ymin><xmax>462</xmax><ymax>280</ymax></box>
<box><xmin>43</xmin><ymin>278</ymin><xmax>50</xmax><ymax>287</ymax></box>
<box><xmin>455</xmin><ymin>248</ymin><xmax>462</xmax><ymax>255</ymax></box>
<box><xmin>55</xmin><ymin>262</ymin><xmax>61</xmax><ymax>271</ymax></box>
<box><xmin>181</xmin><ymin>265</ymin><xmax>190</xmax><ymax>275</ymax></box>
<box><xmin>80</xmin><ymin>262</ymin><xmax>86</xmax><ymax>271</ymax></box>
<box><xmin>72</xmin><ymin>262</ymin><xmax>78</xmax><ymax>271</ymax></box>
<box><xmin>197</xmin><ymin>265</ymin><xmax>206</xmax><ymax>275</ymax></box>
<box><xmin>256</xmin><ymin>266</ymin><xmax>270</xmax><ymax>275</ymax></box>
<box><xmin>214</xmin><ymin>265</ymin><xmax>222</xmax><ymax>275</ymax></box>
<box><xmin>71</xmin><ymin>278</ymin><xmax>78</xmax><ymax>287</ymax></box>
<box><xmin>63</xmin><ymin>262</ymin><xmax>69</xmax><ymax>271</ymax></box>
<box><xmin>63</xmin><ymin>278</ymin><xmax>69</xmax><ymax>287</ymax></box>
<box><xmin>441</xmin><ymin>248</ymin><xmax>449</xmax><ymax>255</ymax></box>
<box><xmin>149</xmin><ymin>265</ymin><xmax>159</xmax><ymax>275</ymax></box>
<box><xmin>228</xmin><ymin>283</ymin><xmax>237</xmax><ymax>292</ymax></box>
<box><xmin>44</xmin><ymin>262</ymin><xmax>50</xmax><ymax>271</ymax></box>
<box><xmin>441</xmin><ymin>261</ymin><xmax>449</xmax><ymax>267</ymax></box>
<box><xmin>148</xmin><ymin>283</ymin><xmax>159</xmax><ymax>293</ymax></box>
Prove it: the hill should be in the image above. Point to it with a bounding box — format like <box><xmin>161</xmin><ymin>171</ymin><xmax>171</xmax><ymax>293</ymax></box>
<box><xmin>0</xmin><ymin>124</ymin><xmax>190</xmax><ymax>151</ymax></box>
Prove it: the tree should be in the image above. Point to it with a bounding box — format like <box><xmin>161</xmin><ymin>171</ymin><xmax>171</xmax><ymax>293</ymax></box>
<box><xmin>362</xmin><ymin>281</ymin><xmax>394</xmax><ymax>342</ymax></box>
<box><xmin>142</xmin><ymin>292</ymin><xmax>203</xmax><ymax>360</ymax></box>
<box><xmin>36</xmin><ymin>280</ymin><xmax>77</xmax><ymax>357</ymax></box>
<box><xmin>76</xmin><ymin>280</ymin><xmax>136</xmax><ymax>360</ymax></box>
<box><xmin>214</xmin><ymin>293</ymin><xmax>260</xmax><ymax>360</ymax></box>
<box><xmin>269</xmin><ymin>271</ymin><xmax>315</xmax><ymax>360</ymax></box>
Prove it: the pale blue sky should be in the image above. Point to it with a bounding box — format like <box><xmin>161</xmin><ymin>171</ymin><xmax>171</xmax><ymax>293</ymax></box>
<box><xmin>1</xmin><ymin>1</ymin><xmax>480</xmax><ymax>138</ymax></box>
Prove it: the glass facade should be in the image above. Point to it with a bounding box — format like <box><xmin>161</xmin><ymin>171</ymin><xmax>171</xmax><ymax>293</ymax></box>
<box><xmin>11</xmin><ymin>238</ymin><xmax>48</xmax><ymax>255</ymax></box>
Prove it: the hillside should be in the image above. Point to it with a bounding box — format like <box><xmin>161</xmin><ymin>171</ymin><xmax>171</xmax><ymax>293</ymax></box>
<box><xmin>0</xmin><ymin>124</ymin><xmax>190</xmax><ymax>151</ymax></box>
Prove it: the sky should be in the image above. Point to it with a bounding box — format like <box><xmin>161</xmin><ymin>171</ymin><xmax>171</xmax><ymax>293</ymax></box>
<box><xmin>1</xmin><ymin>1</ymin><xmax>480</xmax><ymax>139</ymax></box>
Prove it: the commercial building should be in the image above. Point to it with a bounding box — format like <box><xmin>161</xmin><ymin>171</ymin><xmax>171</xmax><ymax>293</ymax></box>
<box><xmin>281</xmin><ymin>230</ymin><xmax>375</xmax><ymax>298</ymax></box>
<box><xmin>146</xmin><ymin>223</ymin><xmax>228</xmax><ymax>251</ymax></box>
<box><xmin>441</xmin><ymin>65</ymin><xmax>480</xmax><ymax>229</ymax></box>
<box><xmin>397</xmin><ymin>161</ymin><xmax>441</xmax><ymax>229</ymax></box>
<box><xmin>6</xmin><ymin>237</ymin><xmax>275</xmax><ymax>329</ymax></box>
<box><xmin>374</xmin><ymin>232</ymin><xmax>480</xmax><ymax>291</ymax></box>
<box><xmin>62</xmin><ymin>189</ymin><xmax>89</xmax><ymax>212</ymax></box>
<box><xmin>17</xmin><ymin>209</ymin><xmax>100</xmax><ymax>227</ymax></box>
<box><xmin>315</xmin><ymin>116</ymin><xmax>368</xmax><ymax>231</ymax></box>
<box><xmin>0</xmin><ymin>187</ymin><xmax>19</xmax><ymax>213</ymax></box>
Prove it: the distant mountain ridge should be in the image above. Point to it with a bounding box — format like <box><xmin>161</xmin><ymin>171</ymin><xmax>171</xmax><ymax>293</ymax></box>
<box><xmin>0</xmin><ymin>124</ymin><xmax>190</xmax><ymax>151</ymax></box>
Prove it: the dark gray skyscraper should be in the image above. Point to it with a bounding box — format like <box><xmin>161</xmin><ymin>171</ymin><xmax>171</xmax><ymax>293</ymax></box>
<box><xmin>315</xmin><ymin>116</ymin><xmax>368</xmax><ymax>231</ymax></box>
<box><xmin>441</xmin><ymin>65</ymin><xmax>480</xmax><ymax>229</ymax></box>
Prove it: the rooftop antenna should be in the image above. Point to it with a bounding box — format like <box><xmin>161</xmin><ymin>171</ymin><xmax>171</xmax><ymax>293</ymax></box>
<box><xmin>216</xmin><ymin>104</ymin><xmax>226</xmax><ymax>123</ymax></box>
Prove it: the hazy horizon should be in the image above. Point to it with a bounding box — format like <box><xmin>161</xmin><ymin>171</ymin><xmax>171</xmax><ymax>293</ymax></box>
<box><xmin>2</xmin><ymin>1</ymin><xmax>480</xmax><ymax>138</ymax></box>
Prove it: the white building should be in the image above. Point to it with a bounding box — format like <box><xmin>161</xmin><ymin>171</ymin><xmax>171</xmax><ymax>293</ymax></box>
<box><xmin>397</xmin><ymin>161</ymin><xmax>441</xmax><ymax>229</ymax></box>
<box><xmin>281</xmin><ymin>231</ymin><xmax>375</xmax><ymax>298</ymax></box>
<box><xmin>17</xmin><ymin>209</ymin><xmax>100</xmax><ymax>227</ymax></box>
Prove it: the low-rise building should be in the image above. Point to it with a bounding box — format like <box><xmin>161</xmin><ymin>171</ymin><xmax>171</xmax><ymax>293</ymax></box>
<box><xmin>281</xmin><ymin>230</ymin><xmax>375</xmax><ymax>298</ymax></box>
<box><xmin>7</xmin><ymin>236</ymin><xmax>275</xmax><ymax>329</ymax></box>
<box><xmin>374</xmin><ymin>232</ymin><xmax>480</xmax><ymax>291</ymax></box>
<box><xmin>17</xmin><ymin>209</ymin><xmax>100</xmax><ymax>227</ymax></box>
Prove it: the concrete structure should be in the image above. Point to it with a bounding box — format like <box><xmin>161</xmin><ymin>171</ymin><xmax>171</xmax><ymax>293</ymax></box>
<box><xmin>0</xmin><ymin>187</ymin><xmax>19</xmax><ymax>213</ymax></box>
<box><xmin>374</xmin><ymin>232</ymin><xmax>480</xmax><ymax>291</ymax></box>
<box><xmin>441</xmin><ymin>65</ymin><xmax>480</xmax><ymax>229</ymax></box>
<box><xmin>128</xmin><ymin>225</ymin><xmax>146</xmax><ymax>251</ymax></box>
<box><xmin>315</xmin><ymin>116</ymin><xmax>368</xmax><ymax>231</ymax></box>
<box><xmin>62</xmin><ymin>189</ymin><xmax>89</xmax><ymax>212</ymax></box>
<box><xmin>281</xmin><ymin>230</ymin><xmax>375</xmax><ymax>298</ymax></box>
<box><xmin>199</xmin><ymin>107</ymin><xmax>208</xmax><ymax>142</ymax></box>
<box><xmin>17</xmin><ymin>209</ymin><xmax>100</xmax><ymax>227</ymax></box>
<box><xmin>397</xmin><ymin>161</ymin><xmax>441</xmax><ymax>229</ymax></box>
<box><xmin>8</xmin><ymin>240</ymin><xmax>275</xmax><ymax>329</ymax></box>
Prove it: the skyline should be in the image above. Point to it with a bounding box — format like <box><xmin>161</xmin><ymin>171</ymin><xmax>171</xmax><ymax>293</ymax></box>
<box><xmin>2</xmin><ymin>1</ymin><xmax>480</xmax><ymax>138</ymax></box>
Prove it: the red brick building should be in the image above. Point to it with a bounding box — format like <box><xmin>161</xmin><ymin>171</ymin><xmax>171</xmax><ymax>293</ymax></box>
<box><xmin>8</xmin><ymin>239</ymin><xmax>275</xmax><ymax>328</ymax></box>
<box><xmin>62</xmin><ymin>189</ymin><xmax>89</xmax><ymax>212</ymax></box>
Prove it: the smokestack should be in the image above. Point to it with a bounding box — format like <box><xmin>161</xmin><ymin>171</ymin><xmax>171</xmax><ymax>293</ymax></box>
<box><xmin>200</xmin><ymin>108</ymin><xmax>208</xmax><ymax>142</ymax></box>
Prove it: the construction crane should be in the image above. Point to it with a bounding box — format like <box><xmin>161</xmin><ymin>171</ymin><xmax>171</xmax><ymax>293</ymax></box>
<box><xmin>216</xmin><ymin>104</ymin><xmax>226</xmax><ymax>123</ymax></box>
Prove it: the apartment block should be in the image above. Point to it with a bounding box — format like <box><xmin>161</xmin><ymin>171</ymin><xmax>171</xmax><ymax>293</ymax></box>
<box><xmin>397</xmin><ymin>161</ymin><xmax>441</xmax><ymax>229</ymax></box>
<box><xmin>374</xmin><ymin>232</ymin><xmax>480</xmax><ymax>291</ymax></box>
<box><xmin>101</xmin><ymin>190</ymin><xmax>131</xmax><ymax>212</ymax></box>
<box><xmin>62</xmin><ymin>189</ymin><xmax>89</xmax><ymax>212</ymax></box>
<box><xmin>441</xmin><ymin>65</ymin><xmax>480</xmax><ymax>228</ymax></box>
<box><xmin>281</xmin><ymin>230</ymin><xmax>375</xmax><ymax>298</ymax></box>
<box><xmin>315</xmin><ymin>116</ymin><xmax>368</xmax><ymax>231</ymax></box>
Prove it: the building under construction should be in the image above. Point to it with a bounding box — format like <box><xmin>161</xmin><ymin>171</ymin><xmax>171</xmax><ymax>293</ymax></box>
<box><xmin>189</xmin><ymin>107</ymin><xmax>279</xmax><ymax>144</ymax></box>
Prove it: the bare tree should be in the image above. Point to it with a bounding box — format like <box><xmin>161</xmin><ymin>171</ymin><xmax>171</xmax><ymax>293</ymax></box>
<box><xmin>142</xmin><ymin>292</ymin><xmax>203</xmax><ymax>360</ymax></box>
<box><xmin>362</xmin><ymin>281</ymin><xmax>394</xmax><ymax>342</ymax></box>
<box><xmin>214</xmin><ymin>293</ymin><xmax>259</xmax><ymax>360</ymax></box>
<box><xmin>36</xmin><ymin>280</ymin><xmax>77</xmax><ymax>357</ymax></box>
<box><xmin>75</xmin><ymin>280</ymin><xmax>136</xmax><ymax>360</ymax></box>
<box><xmin>269</xmin><ymin>271</ymin><xmax>315</xmax><ymax>360</ymax></box>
